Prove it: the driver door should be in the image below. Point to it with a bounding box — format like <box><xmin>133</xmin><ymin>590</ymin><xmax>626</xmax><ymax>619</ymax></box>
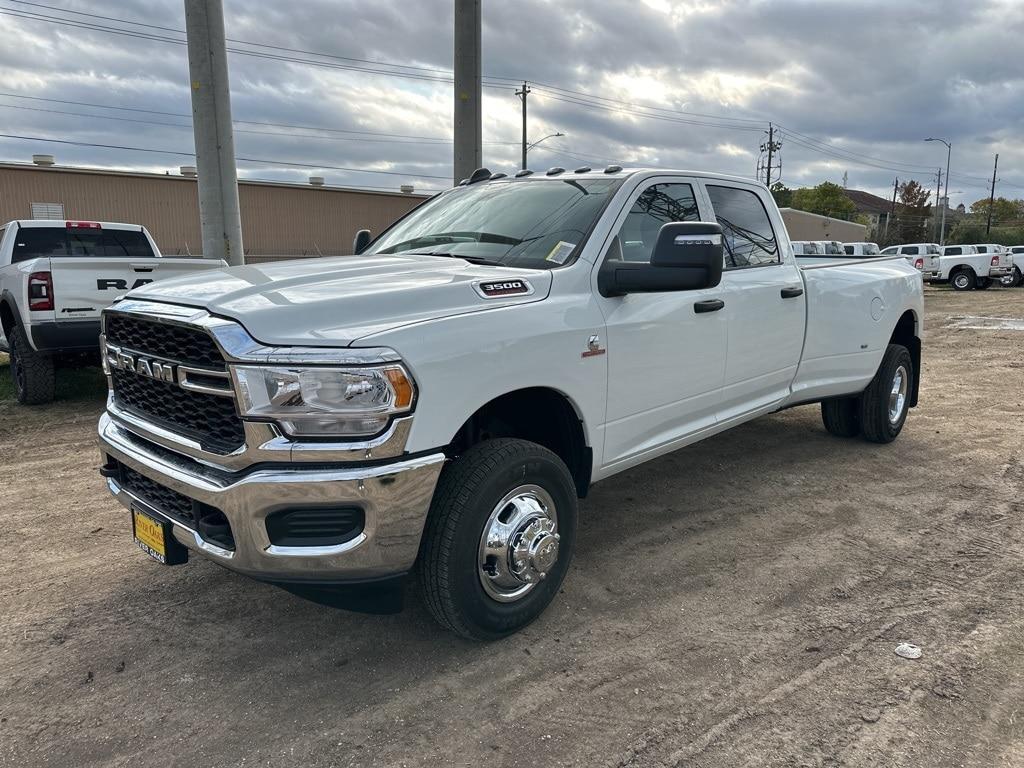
<box><xmin>594</xmin><ymin>178</ymin><xmax>728</xmax><ymax>471</ymax></box>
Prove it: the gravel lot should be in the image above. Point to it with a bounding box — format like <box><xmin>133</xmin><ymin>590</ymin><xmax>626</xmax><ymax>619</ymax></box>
<box><xmin>2</xmin><ymin>286</ymin><xmax>1022</xmax><ymax>768</ymax></box>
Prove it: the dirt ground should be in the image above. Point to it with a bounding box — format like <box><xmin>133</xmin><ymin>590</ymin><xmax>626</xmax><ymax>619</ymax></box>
<box><xmin>1</xmin><ymin>286</ymin><xmax>1022</xmax><ymax>768</ymax></box>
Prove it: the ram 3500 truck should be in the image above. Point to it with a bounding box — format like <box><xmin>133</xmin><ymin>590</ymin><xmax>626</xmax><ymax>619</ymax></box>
<box><xmin>96</xmin><ymin>167</ymin><xmax>924</xmax><ymax>639</ymax></box>
<box><xmin>925</xmin><ymin>244</ymin><xmax>1013</xmax><ymax>290</ymax></box>
<box><xmin>0</xmin><ymin>220</ymin><xmax>226</xmax><ymax>404</ymax></box>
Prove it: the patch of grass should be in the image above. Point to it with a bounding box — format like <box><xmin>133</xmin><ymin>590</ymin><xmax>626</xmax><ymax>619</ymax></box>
<box><xmin>0</xmin><ymin>352</ymin><xmax>108</xmax><ymax>404</ymax></box>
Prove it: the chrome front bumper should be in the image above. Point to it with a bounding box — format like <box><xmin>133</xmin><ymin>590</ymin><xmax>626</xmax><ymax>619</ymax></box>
<box><xmin>98</xmin><ymin>413</ymin><xmax>445</xmax><ymax>582</ymax></box>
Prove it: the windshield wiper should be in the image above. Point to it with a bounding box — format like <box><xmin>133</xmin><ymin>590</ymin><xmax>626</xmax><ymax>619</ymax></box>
<box><xmin>405</xmin><ymin>251</ymin><xmax>505</xmax><ymax>267</ymax></box>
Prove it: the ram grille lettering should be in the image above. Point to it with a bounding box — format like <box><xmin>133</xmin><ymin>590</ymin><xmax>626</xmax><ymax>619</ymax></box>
<box><xmin>105</xmin><ymin>343</ymin><xmax>177</xmax><ymax>383</ymax></box>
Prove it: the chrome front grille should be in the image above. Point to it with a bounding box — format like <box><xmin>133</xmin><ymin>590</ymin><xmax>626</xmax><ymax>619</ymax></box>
<box><xmin>104</xmin><ymin>311</ymin><xmax>246</xmax><ymax>455</ymax></box>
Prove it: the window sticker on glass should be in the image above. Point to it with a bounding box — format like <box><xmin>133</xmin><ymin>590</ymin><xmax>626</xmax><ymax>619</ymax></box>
<box><xmin>545</xmin><ymin>241</ymin><xmax>576</xmax><ymax>264</ymax></box>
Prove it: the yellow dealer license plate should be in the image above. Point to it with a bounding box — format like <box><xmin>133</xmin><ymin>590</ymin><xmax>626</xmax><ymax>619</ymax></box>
<box><xmin>132</xmin><ymin>507</ymin><xmax>169</xmax><ymax>562</ymax></box>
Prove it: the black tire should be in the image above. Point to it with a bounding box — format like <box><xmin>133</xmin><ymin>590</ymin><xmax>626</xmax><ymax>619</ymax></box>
<box><xmin>1012</xmin><ymin>267</ymin><xmax>1023</xmax><ymax>288</ymax></box>
<box><xmin>8</xmin><ymin>323</ymin><xmax>55</xmax><ymax>404</ymax></box>
<box><xmin>859</xmin><ymin>344</ymin><xmax>913</xmax><ymax>444</ymax></box>
<box><xmin>821</xmin><ymin>397</ymin><xmax>860</xmax><ymax>437</ymax></box>
<box><xmin>976</xmin><ymin>277</ymin><xmax>991</xmax><ymax>290</ymax></box>
<box><xmin>950</xmin><ymin>269</ymin><xmax>975</xmax><ymax>291</ymax></box>
<box><xmin>418</xmin><ymin>438</ymin><xmax>578</xmax><ymax>640</ymax></box>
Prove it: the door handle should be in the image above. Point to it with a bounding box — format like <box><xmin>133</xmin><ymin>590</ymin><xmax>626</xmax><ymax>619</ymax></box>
<box><xmin>694</xmin><ymin>299</ymin><xmax>725</xmax><ymax>314</ymax></box>
<box><xmin>780</xmin><ymin>286</ymin><xmax>804</xmax><ymax>299</ymax></box>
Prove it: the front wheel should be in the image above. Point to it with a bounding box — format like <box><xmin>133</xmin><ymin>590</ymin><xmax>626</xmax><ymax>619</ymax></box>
<box><xmin>859</xmin><ymin>344</ymin><xmax>913</xmax><ymax>444</ymax></box>
<box><xmin>418</xmin><ymin>438</ymin><xmax>578</xmax><ymax>640</ymax></box>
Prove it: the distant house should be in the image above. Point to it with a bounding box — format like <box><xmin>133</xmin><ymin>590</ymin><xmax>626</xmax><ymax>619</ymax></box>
<box><xmin>843</xmin><ymin>189</ymin><xmax>894</xmax><ymax>237</ymax></box>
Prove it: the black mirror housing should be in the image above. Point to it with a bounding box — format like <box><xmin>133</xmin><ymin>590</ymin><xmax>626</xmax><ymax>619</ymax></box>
<box><xmin>598</xmin><ymin>222</ymin><xmax>724</xmax><ymax>297</ymax></box>
<box><xmin>353</xmin><ymin>229</ymin><xmax>372</xmax><ymax>255</ymax></box>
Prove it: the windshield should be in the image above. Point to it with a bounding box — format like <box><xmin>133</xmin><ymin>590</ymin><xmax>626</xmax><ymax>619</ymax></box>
<box><xmin>927</xmin><ymin>245</ymin><xmax>940</xmax><ymax>254</ymax></box>
<box><xmin>367</xmin><ymin>177</ymin><xmax>624</xmax><ymax>269</ymax></box>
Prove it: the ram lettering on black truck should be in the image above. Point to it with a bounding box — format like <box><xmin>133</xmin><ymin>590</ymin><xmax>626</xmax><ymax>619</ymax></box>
<box><xmin>0</xmin><ymin>220</ymin><xmax>226</xmax><ymax>404</ymax></box>
<box><xmin>95</xmin><ymin>167</ymin><xmax>924</xmax><ymax>639</ymax></box>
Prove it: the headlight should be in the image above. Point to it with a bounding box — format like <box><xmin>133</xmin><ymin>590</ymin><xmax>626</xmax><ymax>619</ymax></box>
<box><xmin>233</xmin><ymin>365</ymin><xmax>415</xmax><ymax>438</ymax></box>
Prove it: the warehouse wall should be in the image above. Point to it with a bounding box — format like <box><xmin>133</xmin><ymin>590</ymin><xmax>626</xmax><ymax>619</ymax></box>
<box><xmin>780</xmin><ymin>207</ymin><xmax>867</xmax><ymax>242</ymax></box>
<box><xmin>0</xmin><ymin>163</ymin><xmax>429</xmax><ymax>259</ymax></box>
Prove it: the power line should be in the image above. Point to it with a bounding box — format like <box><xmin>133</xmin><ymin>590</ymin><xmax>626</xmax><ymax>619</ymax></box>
<box><xmin>0</xmin><ymin>100</ymin><xmax>521</xmax><ymax>147</ymax></box>
<box><xmin>0</xmin><ymin>93</ymin><xmax>520</xmax><ymax>145</ymax></box>
<box><xmin>0</xmin><ymin>133</ymin><xmax>450</xmax><ymax>179</ymax></box>
<box><xmin>0</xmin><ymin>6</ymin><xmax>513</xmax><ymax>89</ymax></box>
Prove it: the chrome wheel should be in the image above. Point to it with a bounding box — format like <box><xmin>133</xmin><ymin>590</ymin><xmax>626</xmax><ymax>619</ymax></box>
<box><xmin>952</xmin><ymin>273</ymin><xmax>971</xmax><ymax>290</ymax></box>
<box><xmin>478</xmin><ymin>484</ymin><xmax>559</xmax><ymax>603</ymax></box>
<box><xmin>888</xmin><ymin>364</ymin><xmax>908</xmax><ymax>425</ymax></box>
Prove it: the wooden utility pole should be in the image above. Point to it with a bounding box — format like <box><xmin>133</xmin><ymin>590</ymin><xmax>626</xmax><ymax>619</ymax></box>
<box><xmin>884</xmin><ymin>177</ymin><xmax>898</xmax><ymax>241</ymax></box>
<box><xmin>986</xmin><ymin>154</ymin><xmax>999</xmax><ymax>236</ymax></box>
<box><xmin>516</xmin><ymin>81</ymin><xmax>531</xmax><ymax>170</ymax></box>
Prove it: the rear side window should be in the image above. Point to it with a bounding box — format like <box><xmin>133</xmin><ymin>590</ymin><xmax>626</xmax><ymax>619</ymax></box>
<box><xmin>945</xmin><ymin>247</ymin><xmax>962</xmax><ymax>256</ymax></box>
<box><xmin>12</xmin><ymin>228</ymin><xmax>68</xmax><ymax>263</ymax></box>
<box><xmin>844</xmin><ymin>245</ymin><xmax>854</xmax><ymax>255</ymax></box>
<box><xmin>11</xmin><ymin>227</ymin><xmax>154</xmax><ymax>262</ymax></box>
<box><xmin>706</xmin><ymin>185</ymin><xmax>780</xmax><ymax>268</ymax></box>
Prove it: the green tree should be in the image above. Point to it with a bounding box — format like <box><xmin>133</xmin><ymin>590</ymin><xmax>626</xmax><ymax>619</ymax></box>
<box><xmin>967</xmin><ymin>197</ymin><xmax>1024</xmax><ymax>226</ymax></box>
<box><xmin>769</xmin><ymin>181</ymin><xmax>793</xmax><ymax>208</ymax></box>
<box><xmin>789</xmin><ymin>182</ymin><xmax>856</xmax><ymax>220</ymax></box>
<box><xmin>893</xmin><ymin>180</ymin><xmax>931</xmax><ymax>243</ymax></box>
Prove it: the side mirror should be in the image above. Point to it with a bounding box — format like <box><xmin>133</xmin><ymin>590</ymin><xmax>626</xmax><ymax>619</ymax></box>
<box><xmin>353</xmin><ymin>229</ymin><xmax>372</xmax><ymax>255</ymax></box>
<box><xmin>598</xmin><ymin>222</ymin><xmax>724</xmax><ymax>297</ymax></box>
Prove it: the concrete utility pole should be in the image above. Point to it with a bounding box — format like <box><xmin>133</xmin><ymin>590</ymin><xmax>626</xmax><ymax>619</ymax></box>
<box><xmin>986</xmin><ymin>153</ymin><xmax>999</xmax><ymax>236</ymax></box>
<box><xmin>184</xmin><ymin>0</ymin><xmax>244</xmax><ymax>265</ymax></box>
<box><xmin>453</xmin><ymin>0</ymin><xmax>482</xmax><ymax>185</ymax></box>
<box><xmin>516</xmin><ymin>81</ymin><xmax>530</xmax><ymax>170</ymax></box>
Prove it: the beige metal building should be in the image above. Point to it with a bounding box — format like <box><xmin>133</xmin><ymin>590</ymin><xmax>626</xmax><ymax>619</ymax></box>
<box><xmin>0</xmin><ymin>161</ymin><xmax>430</xmax><ymax>262</ymax></box>
<box><xmin>780</xmin><ymin>207</ymin><xmax>867</xmax><ymax>242</ymax></box>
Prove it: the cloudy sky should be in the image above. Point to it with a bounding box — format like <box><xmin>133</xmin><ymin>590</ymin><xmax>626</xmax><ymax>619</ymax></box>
<box><xmin>1</xmin><ymin>0</ymin><xmax>1022</xmax><ymax>206</ymax></box>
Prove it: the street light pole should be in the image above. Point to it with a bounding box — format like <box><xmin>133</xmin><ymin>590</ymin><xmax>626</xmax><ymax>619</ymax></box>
<box><xmin>925</xmin><ymin>137</ymin><xmax>951</xmax><ymax>245</ymax></box>
<box><xmin>525</xmin><ymin>132</ymin><xmax>565</xmax><ymax>160</ymax></box>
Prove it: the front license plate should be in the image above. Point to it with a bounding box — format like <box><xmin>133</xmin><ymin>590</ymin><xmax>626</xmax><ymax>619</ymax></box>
<box><xmin>132</xmin><ymin>507</ymin><xmax>169</xmax><ymax>562</ymax></box>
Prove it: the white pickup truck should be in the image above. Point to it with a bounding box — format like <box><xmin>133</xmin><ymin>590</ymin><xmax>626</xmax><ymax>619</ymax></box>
<box><xmin>924</xmin><ymin>244</ymin><xmax>1013</xmax><ymax>290</ymax></box>
<box><xmin>1008</xmin><ymin>246</ymin><xmax>1024</xmax><ymax>287</ymax></box>
<box><xmin>0</xmin><ymin>220</ymin><xmax>226</xmax><ymax>403</ymax></box>
<box><xmin>95</xmin><ymin>167</ymin><xmax>924</xmax><ymax>639</ymax></box>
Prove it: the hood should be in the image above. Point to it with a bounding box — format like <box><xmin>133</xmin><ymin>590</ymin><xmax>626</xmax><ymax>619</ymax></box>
<box><xmin>125</xmin><ymin>254</ymin><xmax>552</xmax><ymax>347</ymax></box>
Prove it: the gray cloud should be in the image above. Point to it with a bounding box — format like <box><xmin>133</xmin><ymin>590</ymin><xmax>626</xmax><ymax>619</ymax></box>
<box><xmin>0</xmin><ymin>0</ymin><xmax>1020</xmax><ymax>205</ymax></box>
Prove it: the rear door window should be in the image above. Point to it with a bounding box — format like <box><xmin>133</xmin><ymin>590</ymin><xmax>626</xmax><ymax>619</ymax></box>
<box><xmin>843</xmin><ymin>245</ymin><xmax>854</xmax><ymax>255</ymax></box>
<box><xmin>705</xmin><ymin>185</ymin><xmax>780</xmax><ymax>268</ymax></box>
<box><xmin>945</xmin><ymin>247</ymin><xmax>962</xmax><ymax>256</ymax></box>
<box><xmin>903</xmin><ymin>246</ymin><xmax>919</xmax><ymax>255</ymax></box>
